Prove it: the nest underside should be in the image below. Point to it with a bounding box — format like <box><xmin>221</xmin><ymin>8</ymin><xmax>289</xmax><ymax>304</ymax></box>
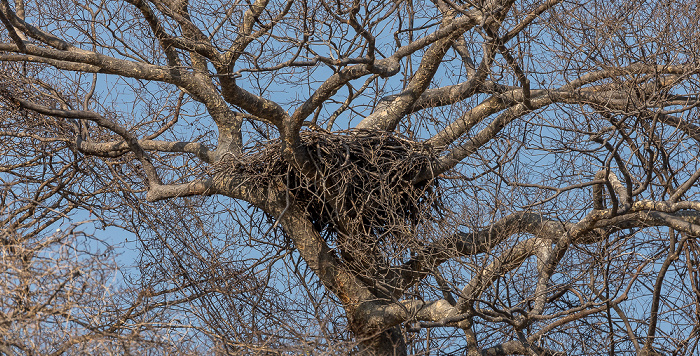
<box><xmin>215</xmin><ymin>129</ymin><xmax>444</xmax><ymax>242</ymax></box>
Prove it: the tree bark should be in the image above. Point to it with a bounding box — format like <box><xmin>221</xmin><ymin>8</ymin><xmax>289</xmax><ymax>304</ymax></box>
<box><xmin>355</xmin><ymin>325</ymin><xmax>407</xmax><ymax>356</ymax></box>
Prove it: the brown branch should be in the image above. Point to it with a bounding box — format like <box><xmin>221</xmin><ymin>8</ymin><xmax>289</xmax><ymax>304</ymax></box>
<box><xmin>356</xmin><ymin>34</ymin><xmax>460</xmax><ymax>131</ymax></box>
<box><xmin>502</xmin><ymin>0</ymin><xmax>563</xmax><ymax>43</ymax></box>
<box><xmin>221</xmin><ymin>0</ymin><xmax>272</xmax><ymax>65</ymax></box>
<box><xmin>398</xmin><ymin>200</ymin><xmax>700</xmax><ymax>294</ymax></box>
<box><xmin>355</xmin><ymin>299</ymin><xmax>455</xmax><ymax>331</ymax></box>
<box><xmin>0</xmin><ymin>4</ymin><xmax>24</xmax><ymax>51</ymax></box>
<box><xmin>0</xmin><ymin>0</ymin><xmax>70</xmax><ymax>50</ymax></box>
<box><xmin>146</xmin><ymin>179</ymin><xmax>216</xmax><ymax>202</ymax></box>
<box><xmin>7</xmin><ymin>96</ymin><xmax>163</xmax><ymax>187</ymax></box>
<box><xmin>0</xmin><ymin>53</ymin><xmax>102</xmax><ymax>72</ymax></box>
<box><xmin>0</xmin><ymin>43</ymin><xmax>177</xmax><ymax>81</ymax></box>
<box><xmin>75</xmin><ymin>139</ymin><xmax>215</xmax><ymax>163</ymax></box>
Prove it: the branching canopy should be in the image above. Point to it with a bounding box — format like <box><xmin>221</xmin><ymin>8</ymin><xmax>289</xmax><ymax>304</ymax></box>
<box><xmin>2</xmin><ymin>0</ymin><xmax>700</xmax><ymax>354</ymax></box>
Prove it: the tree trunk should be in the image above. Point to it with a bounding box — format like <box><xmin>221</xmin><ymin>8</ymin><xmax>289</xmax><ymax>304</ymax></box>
<box><xmin>355</xmin><ymin>325</ymin><xmax>407</xmax><ymax>356</ymax></box>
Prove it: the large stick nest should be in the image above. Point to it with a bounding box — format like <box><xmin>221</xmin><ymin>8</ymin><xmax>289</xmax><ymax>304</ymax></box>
<box><xmin>215</xmin><ymin>129</ymin><xmax>444</xmax><ymax>242</ymax></box>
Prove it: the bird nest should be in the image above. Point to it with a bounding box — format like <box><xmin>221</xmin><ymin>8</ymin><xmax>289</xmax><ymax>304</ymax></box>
<box><xmin>215</xmin><ymin>129</ymin><xmax>443</xmax><ymax>242</ymax></box>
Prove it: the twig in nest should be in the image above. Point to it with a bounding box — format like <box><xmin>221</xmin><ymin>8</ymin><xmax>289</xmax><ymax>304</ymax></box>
<box><xmin>214</xmin><ymin>129</ymin><xmax>445</xmax><ymax>247</ymax></box>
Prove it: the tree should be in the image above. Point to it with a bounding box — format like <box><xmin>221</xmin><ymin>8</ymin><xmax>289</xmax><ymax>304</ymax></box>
<box><xmin>0</xmin><ymin>123</ymin><xmax>211</xmax><ymax>354</ymax></box>
<box><xmin>1</xmin><ymin>0</ymin><xmax>700</xmax><ymax>354</ymax></box>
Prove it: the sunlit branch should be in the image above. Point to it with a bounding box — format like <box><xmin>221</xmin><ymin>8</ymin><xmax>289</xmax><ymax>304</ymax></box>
<box><xmin>75</xmin><ymin>139</ymin><xmax>215</xmax><ymax>163</ymax></box>
<box><xmin>146</xmin><ymin>179</ymin><xmax>216</xmax><ymax>202</ymax></box>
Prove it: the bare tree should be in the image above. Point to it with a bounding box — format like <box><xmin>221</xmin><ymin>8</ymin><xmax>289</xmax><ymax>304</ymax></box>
<box><xmin>0</xmin><ymin>121</ymin><xmax>215</xmax><ymax>354</ymax></box>
<box><xmin>1</xmin><ymin>0</ymin><xmax>700</xmax><ymax>354</ymax></box>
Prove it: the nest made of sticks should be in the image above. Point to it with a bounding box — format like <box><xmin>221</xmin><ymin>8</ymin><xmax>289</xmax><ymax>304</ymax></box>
<box><xmin>215</xmin><ymin>129</ymin><xmax>443</xmax><ymax>242</ymax></box>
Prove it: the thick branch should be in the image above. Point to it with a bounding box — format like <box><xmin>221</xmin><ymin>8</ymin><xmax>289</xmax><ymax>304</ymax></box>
<box><xmin>7</xmin><ymin>96</ymin><xmax>163</xmax><ymax>187</ymax></box>
<box><xmin>0</xmin><ymin>43</ymin><xmax>177</xmax><ymax>82</ymax></box>
<box><xmin>356</xmin><ymin>35</ymin><xmax>460</xmax><ymax>131</ymax></box>
<box><xmin>355</xmin><ymin>299</ymin><xmax>455</xmax><ymax>331</ymax></box>
<box><xmin>146</xmin><ymin>179</ymin><xmax>216</xmax><ymax>202</ymax></box>
<box><xmin>0</xmin><ymin>0</ymin><xmax>70</xmax><ymax>49</ymax></box>
<box><xmin>75</xmin><ymin>139</ymin><xmax>215</xmax><ymax>163</ymax></box>
<box><xmin>398</xmin><ymin>200</ymin><xmax>700</xmax><ymax>293</ymax></box>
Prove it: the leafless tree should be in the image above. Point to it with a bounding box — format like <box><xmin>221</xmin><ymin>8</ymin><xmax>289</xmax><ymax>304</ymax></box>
<box><xmin>1</xmin><ymin>0</ymin><xmax>700</xmax><ymax>354</ymax></box>
<box><xmin>0</xmin><ymin>121</ymin><xmax>217</xmax><ymax>354</ymax></box>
